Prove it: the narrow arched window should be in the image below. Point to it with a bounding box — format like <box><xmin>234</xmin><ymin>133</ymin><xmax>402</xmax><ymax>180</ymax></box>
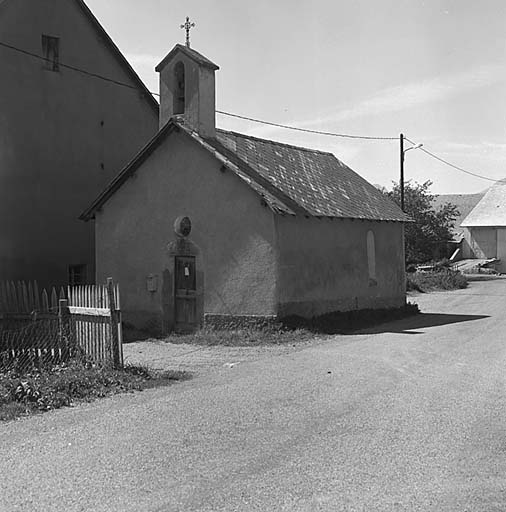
<box><xmin>173</xmin><ymin>61</ymin><xmax>185</xmax><ymax>115</ymax></box>
<box><xmin>367</xmin><ymin>230</ymin><xmax>376</xmax><ymax>283</ymax></box>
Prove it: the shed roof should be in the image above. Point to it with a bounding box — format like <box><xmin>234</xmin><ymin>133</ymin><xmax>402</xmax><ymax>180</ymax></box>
<box><xmin>461</xmin><ymin>178</ymin><xmax>506</xmax><ymax>227</ymax></box>
<box><xmin>81</xmin><ymin>119</ymin><xmax>409</xmax><ymax>223</ymax></box>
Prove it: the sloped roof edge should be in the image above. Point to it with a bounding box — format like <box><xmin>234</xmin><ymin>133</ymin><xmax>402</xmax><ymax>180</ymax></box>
<box><xmin>156</xmin><ymin>44</ymin><xmax>219</xmax><ymax>72</ymax></box>
<box><xmin>183</xmin><ymin>129</ymin><xmax>298</xmax><ymax>215</ymax></box>
<box><xmin>80</xmin><ymin>120</ymin><xmax>295</xmax><ymax>221</ymax></box>
<box><xmin>215</xmin><ymin>129</ymin><xmax>411</xmax><ymax>223</ymax></box>
<box><xmin>81</xmin><ymin>119</ymin><xmax>412</xmax><ymax>223</ymax></box>
<box><xmin>461</xmin><ymin>179</ymin><xmax>506</xmax><ymax>227</ymax></box>
<box><xmin>80</xmin><ymin>121</ymin><xmax>177</xmax><ymax>221</ymax></box>
<box><xmin>0</xmin><ymin>0</ymin><xmax>158</xmax><ymax>114</ymax></box>
<box><xmin>74</xmin><ymin>0</ymin><xmax>159</xmax><ymax>114</ymax></box>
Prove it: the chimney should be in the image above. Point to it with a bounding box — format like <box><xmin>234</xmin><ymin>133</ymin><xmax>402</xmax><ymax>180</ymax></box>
<box><xmin>155</xmin><ymin>44</ymin><xmax>219</xmax><ymax>138</ymax></box>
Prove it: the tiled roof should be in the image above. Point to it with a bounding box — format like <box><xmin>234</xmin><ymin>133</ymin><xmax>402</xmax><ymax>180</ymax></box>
<box><xmin>461</xmin><ymin>178</ymin><xmax>506</xmax><ymax>227</ymax></box>
<box><xmin>81</xmin><ymin>120</ymin><xmax>410</xmax><ymax>223</ymax></box>
<box><xmin>213</xmin><ymin>129</ymin><xmax>409</xmax><ymax>221</ymax></box>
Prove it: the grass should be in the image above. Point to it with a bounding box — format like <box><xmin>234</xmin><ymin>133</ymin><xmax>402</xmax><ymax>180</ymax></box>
<box><xmin>0</xmin><ymin>361</ymin><xmax>190</xmax><ymax>422</ymax></box>
<box><xmin>163</xmin><ymin>326</ymin><xmax>315</xmax><ymax>346</ymax></box>
<box><xmin>407</xmin><ymin>268</ymin><xmax>468</xmax><ymax>292</ymax></box>
<box><xmin>162</xmin><ymin>304</ymin><xmax>420</xmax><ymax>345</ymax></box>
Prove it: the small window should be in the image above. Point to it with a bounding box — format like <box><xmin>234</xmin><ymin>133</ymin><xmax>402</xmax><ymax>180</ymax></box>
<box><xmin>173</xmin><ymin>61</ymin><xmax>185</xmax><ymax>115</ymax></box>
<box><xmin>42</xmin><ymin>35</ymin><xmax>60</xmax><ymax>72</ymax></box>
<box><xmin>367</xmin><ymin>230</ymin><xmax>377</xmax><ymax>285</ymax></box>
<box><xmin>69</xmin><ymin>264</ymin><xmax>87</xmax><ymax>286</ymax></box>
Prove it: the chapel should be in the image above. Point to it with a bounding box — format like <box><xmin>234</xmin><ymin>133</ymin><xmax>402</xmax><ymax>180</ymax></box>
<box><xmin>81</xmin><ymin>38</ymin><xmax>409</xmax><ymax>334</ymax></box>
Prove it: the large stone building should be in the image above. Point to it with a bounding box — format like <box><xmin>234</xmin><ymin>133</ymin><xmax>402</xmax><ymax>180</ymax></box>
<box><xmin>82</xmin><ymin>43</ymin><xmax>410</xmax><ymax>334</ymax></box>
<box><xmin>0</xmin><ymin>0</ymin><xmax>158</xmax><ymax>288</ymax></box>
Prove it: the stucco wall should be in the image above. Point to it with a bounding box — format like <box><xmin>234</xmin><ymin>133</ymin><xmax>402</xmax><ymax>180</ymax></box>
<box><xmin>94</xmin><ymin>131</ymin><xmax>277</xmax><ymax>333</ymax></box>
<box><xmin>158</xmin><ymin>52</ymin><xmax>215</xmax><ymax>137</ymax></box>
<box><xmin>274</xmin><ymin>216</ymin><xmax>406</xmax><ymax>317</ymax></box>
<box><xmin>463</xmin><ymin>227</ymin><xmax>497</xmax><ymax>259</ymax></box>
<box><xmin>463</xmin><ymin>227</ymin><xmax>506</xmax><ymax>272</ymax></box>
<box><xmin>0</xmin><ymin>0</ymin><xmax>158</xmax><ymax>288</ymax></box>
<box><xmin>497</xmin><ymin>229</ymin><xmax>506</xmax><ymax>273</ymax></box>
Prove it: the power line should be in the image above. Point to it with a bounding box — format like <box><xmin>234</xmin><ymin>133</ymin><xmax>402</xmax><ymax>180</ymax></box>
<box><xmin>0</xmin><ymin>40</ymin><xmax>157</xmax><ymax>96</ymax></box>
<box><xmin>0</xmin><ymin>40</ymin><xmax>398</xmax><ymax>141</ymax></box>
<box><xmin>215</xmin><ymin>110</ymin><xmax>398</xmax><ymax>140</ymax></box>
<box><xmin>0</xmin><ymin>38</ymin><xmax>502</xmax><ymax>181</ymax></box>
<box><xmin>404</xmin><ymin>135</ymin><xmax>499</xmax><ymax>182</ymax></box>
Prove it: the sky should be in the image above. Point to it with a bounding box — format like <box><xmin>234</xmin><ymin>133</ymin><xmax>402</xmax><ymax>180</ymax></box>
<box><xmin>85</xmin><ymin>0</ymin><xmax>506</xmax><ymax>194</ymax></box>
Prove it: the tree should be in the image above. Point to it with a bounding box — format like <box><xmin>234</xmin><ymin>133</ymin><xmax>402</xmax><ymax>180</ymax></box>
<box><xmin>383</xmin><ymin>180</ymin><xmax>460</xmax><ymax>264</ymax></box>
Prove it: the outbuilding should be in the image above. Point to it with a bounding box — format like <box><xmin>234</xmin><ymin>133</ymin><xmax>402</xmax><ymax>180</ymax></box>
<box><xmin>461</xmin><ymin>178</ymin><xmax>506</xmax><ymax>273</ymax></box>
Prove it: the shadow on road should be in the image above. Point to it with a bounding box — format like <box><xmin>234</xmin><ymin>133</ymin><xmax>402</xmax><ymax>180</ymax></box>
<box><xmin>356</xmin><ymin>313</ymin><xmax>489</xmax><ymax>335</ymax></box>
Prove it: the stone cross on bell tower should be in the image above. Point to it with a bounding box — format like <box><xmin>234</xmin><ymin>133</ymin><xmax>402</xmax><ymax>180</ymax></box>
<box><xmin>180</xmin><ymin>17</ymin><xmax>195</xmax><ymax>48</ymax></box>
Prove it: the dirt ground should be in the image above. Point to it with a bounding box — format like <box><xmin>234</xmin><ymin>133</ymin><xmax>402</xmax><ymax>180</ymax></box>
<box><xmin>3</xmin><ymin>280</ymin><xmax>506</xmax><ymax>512</ymax></box>
<box><xmin>124</xmin><ymin>279</ymin><xmax>502</xmax><ymax>375</ymax></box>
<box><xmin>123</xmin><ymin>337</ymin><xmax>319</xmax><ymax>374</ymax></box>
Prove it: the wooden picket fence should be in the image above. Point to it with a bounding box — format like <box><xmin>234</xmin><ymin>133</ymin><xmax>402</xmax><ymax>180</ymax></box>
<box><xmin>0</xmin><ymin>280</ymin><xmax>65</xmax><ymax>317</ymax></box>
<box><xmin>0</xmin><ymin>278</ymin><xmax>122</xmax><ymax>369</ymax></box>
<box><xmin>68</xmin><ymin>278</ymin><xmax>123</xmax><ymax>367</ymax></box>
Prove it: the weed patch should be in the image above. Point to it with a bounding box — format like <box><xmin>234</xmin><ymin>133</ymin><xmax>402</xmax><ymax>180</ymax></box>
<box><xmin>0</xmin><ymin>362</ymin><xmax>190</xmax><ymax>422</ymax></box>
<box><xmin>407</xmin><ymin>269</ymin><xmax>468</xmax><ymax>292</ymax></box>
<box><xmin>162</xmin><ymin>304</ymin><xmax>420</xmax><ymax>343</ymax></box>
<box><xmin>163</xmin><ymin>326</ymin><xmax>314</xmax><ymax>347</ymax></box>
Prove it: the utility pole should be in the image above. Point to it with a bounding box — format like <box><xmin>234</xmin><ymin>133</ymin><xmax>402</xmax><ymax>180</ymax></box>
<box><xmin>400</xmin><ymin>135</ymin><xmax>423</xmax><ymax>213</ymax></box>
<box><xmin>400</xmin><ymin>133</ymin><xmax>405</xmax><ymax>212</ymax></box>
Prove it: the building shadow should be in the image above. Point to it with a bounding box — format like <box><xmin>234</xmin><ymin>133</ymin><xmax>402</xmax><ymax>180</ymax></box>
<box><xmin>354</xmin><ymin>313</ymin><xmax>489</xmax><ymax>335</ymax></box>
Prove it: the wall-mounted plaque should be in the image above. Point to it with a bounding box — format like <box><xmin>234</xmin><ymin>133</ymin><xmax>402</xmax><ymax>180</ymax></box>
<box><xmin>174</xmin><ymin>216</ymin><xmax>192</xmax><ymax>237</ymax></box>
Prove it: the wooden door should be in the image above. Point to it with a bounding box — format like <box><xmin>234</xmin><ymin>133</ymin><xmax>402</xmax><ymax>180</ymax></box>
<box><xmin>174</xmin><ymin>256</ymin><xmax>197</xmax><ymax>332</ymax></box>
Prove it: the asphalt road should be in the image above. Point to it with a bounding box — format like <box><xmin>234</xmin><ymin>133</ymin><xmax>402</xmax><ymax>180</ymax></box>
<box><xmin>1</xmin><ymin>280</ymin><xmax>506</xmax><ymax>512</ymax></box>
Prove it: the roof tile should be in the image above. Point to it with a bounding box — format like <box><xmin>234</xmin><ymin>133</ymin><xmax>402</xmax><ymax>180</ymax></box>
<box><xmin>215</xmin><ymin>129</ymin><xmax>408</xmax><ymax>222</ymax></box>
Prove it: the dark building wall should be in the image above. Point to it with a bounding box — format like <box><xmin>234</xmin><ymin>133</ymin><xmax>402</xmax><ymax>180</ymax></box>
<box><xmin>0</xmin><ymin>0</ymin><xmax>158</xmax><ymax>288</ymax></box>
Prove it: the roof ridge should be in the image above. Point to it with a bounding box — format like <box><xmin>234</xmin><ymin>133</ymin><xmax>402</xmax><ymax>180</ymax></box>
<box><xmin>216</xmin><ymin>128</ymin><xmax>334</xmax><ymax>156</ymax></box>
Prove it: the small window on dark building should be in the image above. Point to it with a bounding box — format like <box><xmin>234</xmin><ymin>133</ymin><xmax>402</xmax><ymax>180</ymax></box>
<box><xmin>69</xmin><ymin>264</ymin><xmax>87</xmax><ymax>286</ymax></box>
<box><xmin>173</xmin><ymin>61</ymin><xmax>185</xmax><ymax>115</ymax></box>
<box><xmin>42</xmin><ymin>35</ymin><xmax>60</xmax><ymax>72</ymax></box>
